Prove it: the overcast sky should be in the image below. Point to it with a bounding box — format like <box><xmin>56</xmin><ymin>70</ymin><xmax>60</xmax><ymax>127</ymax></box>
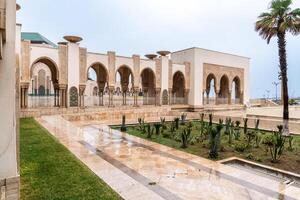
<box><xmin>17</xmin><ymin>0</ymin><xmax>300</xmax><ymax>98</ymax></box>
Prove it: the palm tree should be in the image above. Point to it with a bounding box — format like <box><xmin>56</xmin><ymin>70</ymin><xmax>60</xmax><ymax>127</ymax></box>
<box><xmin>255</xmin><ymin>0</ymin><xmax>300</xmax><ymax>135</ymax></box>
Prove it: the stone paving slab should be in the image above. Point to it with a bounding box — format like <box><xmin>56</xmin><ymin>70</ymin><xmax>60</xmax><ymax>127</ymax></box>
<box><xmin>37</xmin><ymin>115</ymin><xmax>300</xmax><ymax>200</ymax></box>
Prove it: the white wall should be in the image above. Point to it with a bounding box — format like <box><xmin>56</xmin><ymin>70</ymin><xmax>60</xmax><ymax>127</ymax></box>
<box><xmin>67</xmin><ymin>42</ymin><xmax>80</xmax><ymax>106</ymax></box>
<box><xmin>0</xmin><ymin>0</ymin><xmax>18</xmax><ymax>179</ymax></box>
<box><xmin>171</xmin><ymin>48</ymin><xmax>196</xmax><ymax>106</ymax></box>
<box><xmin>87</xmin><ymin>52</ymin><xmax>108</xmax><ymax>71</ymax></box>
<box><xmin>140</xmin><ymin>59</ymin><xmax>156</xmax><ymax>74</ymax></box>
<box><xmin>195</xmin><ymin>48</ymin><xmax>250</xmax><ymax>105</ymax></box>
<box><xmin>30</xmin><ymin>45</ymin><xmax>59</xmax><ymax>68</ymax></box>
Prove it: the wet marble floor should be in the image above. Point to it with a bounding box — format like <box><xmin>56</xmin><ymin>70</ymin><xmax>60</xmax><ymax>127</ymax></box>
<box><xmin>37</xmin><ymin>115</ymin><xmax>300</xmax><ymax>200</ymax></box>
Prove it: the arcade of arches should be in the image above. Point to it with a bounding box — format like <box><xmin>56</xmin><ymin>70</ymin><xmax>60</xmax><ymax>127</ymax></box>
<box><xmin>20</xmin><ymin>58</ymin><xmax>245</xmax><ymax>109</ymax></box>
<box><xmin>19</xmin><ymin>40</ymin><xmax>249</xmax><ymax>110</ymax></box>
<box><xmin>203</xmin><ymin>64</ymin><xmax>244</xmax><ymax>105</ymax></box>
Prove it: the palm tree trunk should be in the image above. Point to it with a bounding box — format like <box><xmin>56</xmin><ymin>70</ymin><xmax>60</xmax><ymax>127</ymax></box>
<box><xmin>277</xmin><ymin>31</ymin><xmax>289</xmax><ymax>135</ymax></box>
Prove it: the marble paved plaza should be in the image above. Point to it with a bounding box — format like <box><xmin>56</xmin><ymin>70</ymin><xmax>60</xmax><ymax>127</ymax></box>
<box><xmin>37</xmin><ymin>115</ymin><xmax>300</xmax><ymax>200</ymax></box>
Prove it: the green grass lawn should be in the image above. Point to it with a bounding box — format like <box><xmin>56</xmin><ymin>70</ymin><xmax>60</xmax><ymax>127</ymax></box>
<box><xmin>113</xmin><ymin>120</ymin><xmax>300</xmax><ymax>174</ymax></box>
<box><xmin>20</xmin><ymin>118</ymin><xmax>122</xmax><ymax>200</ymax></box>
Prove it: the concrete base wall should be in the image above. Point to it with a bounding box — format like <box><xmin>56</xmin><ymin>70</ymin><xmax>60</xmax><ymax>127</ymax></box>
<box><xmin>0</xmin><ymin>176</ymin><xmax>20</xmax><ymax>200</ymax></box>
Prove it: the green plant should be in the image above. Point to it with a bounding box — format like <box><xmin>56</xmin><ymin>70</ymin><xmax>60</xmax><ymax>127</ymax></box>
<box><xmin>174</xmin><ymin>118</ymin><xmax>180</xmax><ymax>129</ymax></box>
<box><xmin>286</xmin><ymin>135</ymin><xmax>294</xmax><ymax>151</ymax></box>
<box><xmin>120</xmin><ymin>115</ymin><xmax>127</xmax><ymax>132</ymax></box>
<box><xmin>153</xmin><ymin>123</ymin><xmax>161</xmax><ymax>135</ymax></box>
<box><xmin>233</xmin><ymin>121</ymin><xmax>241</xmax><ymax>140</ymax></box>
<box><xmin>234</xmin><ymin>142</ymin><xmax>248</xmax><ymax>153</ymax></box>
<box><xmin>199</xmin><ymin>113</ymin><xmax>206</xmax><ymax>140</ymax></box>
<box><xmin>146</xmin><ymin>124</ymin><xmax>154</xmax><ymax>139</ymax></box>
<box><xmin>224</xmin><ymin>118</ymin><xmax>233</xmax><ymax>145</ymax></box>
<box><xmin>209</xmin><ymin>113</ymin><xmax>213</xmax><ymax>127</ymax></box>
<box><xmin>160</xmin><ymin>117</ymin><xmax>167</xmax><ymax>130</ymax></box>
<box><xmin>243</xmin><ymin>118</ymin><xmax>248</xmax><ymax>135</ymax></box>
<box><xmin>180</xmin><ymin>113</ymin><xmax>187</xmax><ymax>125</ymax></box>
<box><xmin>262</xmin><ymin>125</ymin><xmax>286</xmax><ymax>163</ymax></box>
<box><xmin>168</xmin><ymin>121</ymin><xmax>176</xmax><ymax>138</ymax></box>
<box><xmin>138</xmin><ymin>118</ymin><xmax>145</xmax><ymax>133</ymax></box>
<box><xmin>245</xmin><ymin>130</ymin><xmax>256</xmax><ymax>147</ymax></box>
<box><xmin>181</xmin><ymin>128</ymin><xmax>191</xmax><ymax>149</ymax></box>
<box><xmin>254</xmin><ymin>119</ymin><xmax>262</xmax><ymax>148</ymax></box>
<box><xmin>209</xmin><ymin>121</ymin><xmax>223</xmax><ymax>159</ymax></box>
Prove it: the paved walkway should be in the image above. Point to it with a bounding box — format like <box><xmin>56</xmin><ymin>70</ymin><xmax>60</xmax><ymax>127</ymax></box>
<box><xmin>37</xmin><ymin>115</ymin><xmax>300</xmax><ymax>200</ymax></box>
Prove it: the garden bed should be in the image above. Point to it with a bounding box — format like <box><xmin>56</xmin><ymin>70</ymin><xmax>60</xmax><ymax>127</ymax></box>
<box><xmin>111</xmin><ymin>117</ymin><xmax>300</xmax><ymax>174</ymax></box>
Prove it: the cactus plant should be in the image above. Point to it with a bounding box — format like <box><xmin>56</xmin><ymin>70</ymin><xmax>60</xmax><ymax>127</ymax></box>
<box><xmin>174</xmin><ymin>118</ymin><xmax>180</xmax><ymax>129</ymax></box>
<box><xmin>262</xmin><ymin>125</ymin><xmax>286</xmax><ymax>163</ymax></box>
<box><xmin>153</xmin><ymin>123</ymin><xmax>161</xmax><ymax>135</ymax></box>
<box><xmin>209</xmin><ymin>121</ymin><xmax>223</xmax><ymax>159</ymax></box>
<box><xmin>233</xmin><ymin>121</ymin><xmax>241</xmax><ymax>140</ymax></box>
<box><xmin>181</xmin><ymin>128</ymin><xmax>191</xmax><ymax>148</ymax></box>
<box><xmin>120</xmin><ymin>115</ymin><xmax>127</xmax><ymax>132</ymax></box>
<box><xmin>146</xmin><ymin>124</ymin><xmax>154</xmax><ymax>139</ymax></box>
<box><xmin>138</xmin><ymin>118</ymin><xmax>145</xmax><ymax>132</ymax></box>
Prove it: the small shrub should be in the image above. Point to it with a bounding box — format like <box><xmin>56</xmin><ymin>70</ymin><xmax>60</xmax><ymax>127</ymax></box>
<box><xmin>233</xmin><ymin>121</ymin><xmax>241</xmax><ymax>140</ymax></box>
<box><xmin>209</xmin><ymin>122</ymin><xmax>223</xmax><ymax>159</ymax></box>
<box><xmin>262</xmin><ymin>125</ymin><xmax>286</xmax><ymax>163</ymax></box>
<box><xmin>181</xmin><ymin>129</ymin><xmax>191</xmax><ymax>149</ymax></box>
<box><xmin>234</xmin><ymin>142</ymin><xmax>248</xmax><ymax>152</ymax></box>
<box><xmin>246</xmin><ymin>153</ymin><xmax>254</xmax><ymax>160</ymax></box>
<box><xmin>160</xmin><ymin>117</ymin><xmax>167</xmax><ymax>130</ymax></box>
<box><xmin>174</xmin><ymin>118</ymin><xmax>180</xmax><ymax>129</ymax></box>
<box><xmin>138</xmin><ymin>118</ymin><xmax>145</xmax><ymax>133</ymax></box>
<box><xmin>224</xmin><ymin>118</ymin><xmax>233</xmax><ymax>145</ymax></box>
<box><xmin>243</xmin><ymin>118</ymin><xmax>248</xmax><ymax>135</ymax></box>
<box><xmin>153</xmin><ymin>123</ymin><xmax>161</xmax><ymax>135</ymax></box>
<box><xmin>146</xmin><ymin>124</ymin><xmax>154</xmax><ymax>139</ymax></box>
<box><xmin>168</xmin><ymin>122</ymin><xmax>176</xmax><ymax>138</ymax></box>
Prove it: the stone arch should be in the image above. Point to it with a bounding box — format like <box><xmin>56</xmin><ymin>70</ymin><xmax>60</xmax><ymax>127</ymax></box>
<box><xmin>205</xmin><ymin>73</ymin><xmax>217</xmax><ymax>95</ymax></box>
<box><xmin>116</xmin><ymin>65</ymin><xmax>134</xmax><ymax>92</ymax></box>
<box><xmin>31</xmin><ymin>57</ymin><xmax>59</xmax><ymax>86</ymax></box>
<box><xmin>140</xmin><ymin>68</ymin><xmax>156</xmax><ymax>105</ymax></box>
<box><xmin>69</xmin><ymin>86</ymin><xmax>79</xmax><ymax>107</ymax></box>
<box><xmin>172</xmin><ymin>71</ymin><xmax>185</xmax><ymax>98</ymax></box>
<box><xmin>87</xmin><ymin>62</ymin><xmax>109</xmax><ymax>91</ymax></box>
<box><xmin>232</xmin><ymin>76</ymin><xmax>241</xmax><ymax>103</ymax></box>
<box><xmin>219</xmin><ymin>74</ymin><xmax>229</xmax><ymax>104</ymax></box>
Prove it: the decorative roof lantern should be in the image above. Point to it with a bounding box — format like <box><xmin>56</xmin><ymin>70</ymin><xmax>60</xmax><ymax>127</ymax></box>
<box><xmin>63</xmin><ymin>35</ymin><xmax>83</xmax><ymax>43</ymax></box>
<box><xmin>157</xmin><ymin>51</ymin><xmax>171</xmax><ymax>57</ymax></box>
<box><xmin>16</xmin><ymin>4</ymin><xmax>21</xmax><ymax>11</ymax></box>
<box><xmin>145</xmin><ymin>54</ymin><xmax>158</xmax><ymax>60</ymax></box>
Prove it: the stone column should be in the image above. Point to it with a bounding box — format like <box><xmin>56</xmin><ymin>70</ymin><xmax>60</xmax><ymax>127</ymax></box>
<box><xmin>20</xmin><ymin>82</ymin><xmax>29</xmax><ymax>109</ymax></box>
<box><xmin>133</xmin><ymin>87</ymin><xmax>139</xmax><ymax>107</ymax></box>
<box><xmin>59</xmin><ymin>84</ymin><xmax>67</xmax><ymax>108</ymax></box>
<box><xmin>215</xmin><ymin>90</ymin><xmax>220</xmax><ymax>105</ymax></box>
<box><xmin>168</xmin><ymin>88</ymin><xmax>172</xmax><ymax>105</ymax></box>
<box><xmin>155</xmin><ymin>88</ymin><xmax>161</xmax><ymax>106</ymax></box>
<box><xmin>99</xmin><ymin>89</ymin><xmax>104</xmax><ymax>106</ymax></box>
<box><xmin>184</xmin><ymin>89</ymin><xmax>190</xmax><ymax>105</ymax></box>
<box><xmin>240</xmin><ymin>90</ymin><xmax>244</xmax><ymax>105</ymax></box>
<box><xmin>122</xmin><ymin>85</ymin><xmax>128</xmax><ymax>106</ymax></box>
<box><xmin>206</xmin><ymin>90</ymin><xmax>210</xmax><ymax>105</ymax></box>
<box><xmin>108</xmin><ymin>86</ymin><xmax>115</xmax><ymax>107</ymax></box>
<box><xmin>228</xmin><ymin>90</ymin><xmax>232</xmax><ymax>105</ymax></box>
<box><xmin>79</xmin><ymin>84</ymin><xmax>86</xmax><ymax>108</ymax></box>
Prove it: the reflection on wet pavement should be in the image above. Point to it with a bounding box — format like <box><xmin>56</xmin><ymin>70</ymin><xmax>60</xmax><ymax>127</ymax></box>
<box><xmin>37</xmin><ymin>115</ymin><xmax>300</xmax><ymax>200</ymax></box>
